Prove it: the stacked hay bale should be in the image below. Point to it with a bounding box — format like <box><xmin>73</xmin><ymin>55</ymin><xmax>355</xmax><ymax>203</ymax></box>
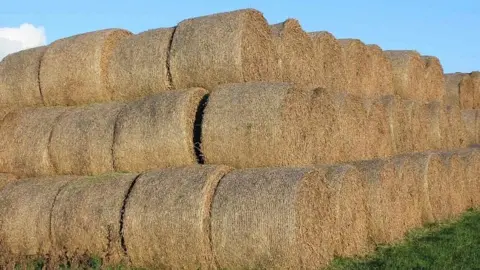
<box><xmin>123</xmin><ymin>166</ymin><xmax>231</xmax><ymax>269</ymax></box>
<box><xmin>392</xmin><ymin>99</ymin><xmax>415</xmax><ymax>154</ymax></box>
<box><xmin>40</xmin><ymin>29</ymin><xmax>132</xmax><ymax>106</ymax></box>
<box><xmin>309</xmin><ymin>31</ymin><xmax>346</xmax><ymax>92</ymax></box>
<box><xmin>440</xmin><ymin>105</ymin><xmax>468</xmax><ymax>149</ymax></box>
<box><xmin>444</xmin><ymin>73</ymin><xmax>473</xmax><ymax>108</ymax></box>
<box><xmin>461</xmin><ymin>109</ymin><xmax>477</xmax><ymax>146</ymax></box>
<box><xmin>367</xmin><ymin>45</ymin><xmax>394</xmax><ymax>95</ymax></box>
<box><xmin>364</xmin><ymin>95</ymin><xmax>395</xmax><ymax>160</ymax></box>
<box><xmin>0</xmin><ymin>46</ymin><xmax>46</xmax><ymax>107</ymax></box>
<box><xmin>106</xmin><ymin>28</ymin><xmax>175</xmax><ymax>101</ymax></box>
<box><xmin>169</xmin><ymin>9</ymin><xmax>280</xmax><ymax>89</ymax></box>
<box><xmin>338</xmin><ymin>39</ymin><xmax>371</xmax><ymax>96</ymax></box>
<box><xmin>422</xmin><ymin>56</ymin><xmax>445</xmax><ymax>103</ymax></box>
<box><xmin>459</xmin><ymin>147</ymin><xmax>480</xmax><ymax>207</ymax></box>
<box><xmin>270</xmin><ymin>19</ymin><xmax>321</xmax><ymax>89</ymax></box>
<box><xmin>411</xmin><ymin>101</ymin><xmax>442</xmax><ymax>152</ymax></box>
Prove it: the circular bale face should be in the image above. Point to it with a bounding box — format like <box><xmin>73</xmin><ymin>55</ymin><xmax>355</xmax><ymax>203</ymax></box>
<box><xmin>393</xmin><ymin>99</ymin><xmax>415</xmax><ymax>154</ymax></box>
<box><xmin>309</xmin><ymin>31</ymin><xmax>346</xmax><ymax>92</ymax></box>
<box><xmin>270</xmin><ymin>19</ymin><xmax>321</xmax><ymax>89</ymax></box>
<box><xmin>50</xmin><ymin>173</ymin><xmax>138</xmax><ymax>266</ymax></box>
<box><xmin>49</xmin><ymin>103</ymin><xmax>125</xmax><ymax>175</ymax></box>
<box><xmin>40</xmin><ymin>29</ymin><xmax>132</xmax><ymax>106</ymax></box>
<box><xmin>113</xmin><ymin>88</ymin><xmax>207</xmax><ymax>172</ymax></box>
<box><xmin>367</xmin><ymin>44</ymin><xmax>394</xmax><ymax>96</ymax></box>
<box><xmin>169</xmin><ymin>9</ymin><xmax>280</xmax><ymax>90</ymax></box>
<box><xmin>0</xmin><ymin>46</ymin><xmax>46</xmax><ymax>107</ymax></box>
<box><xmin>0</xmin><ymin>107</ymin><xmax>67</xmax><ymax>177</ymax></box>
<box><xmin>122</xmin><ymin>165</ymin><xmax>231</xmax><ymax>269</ymax></box>
<box><xmin>338</xmin><ymin>39</ymin><xmax>371</xmax><ymax>96</ymax></box>
<box><xmin>421</xmin><ymin>56</ymin><xmax>445</xmax><ymax>103</ymax></box>
<box><xmin>107</xmin><ymin>28</ymin><xmax>175</xmax><ymax>101</ymax></box>
<box><xmin>211</xmin><ymin>167</ymin><xmax>334</xmax><ymax>269</ymax></box>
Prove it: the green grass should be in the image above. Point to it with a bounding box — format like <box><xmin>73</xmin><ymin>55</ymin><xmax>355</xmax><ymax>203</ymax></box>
<box><xmin>329</xmin><ymin>208</ymin><xmax>480</xmax><ymax>270</ymax></box>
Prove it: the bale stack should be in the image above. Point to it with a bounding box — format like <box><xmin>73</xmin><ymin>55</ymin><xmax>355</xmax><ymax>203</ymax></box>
<box><xmin>40</xmin><ymin>29</ymin><xmax>132</xmax><ymax>106</ymax></box>
<box><xmin>440</xmin><ymin>105</ymin><xmax>468</xmax><ymax>149</ymax></box>
<box><xmin>123</xmin><ymin>166</ymin><xmax>231</xmax><ymax>269</ymax></box>
<box><xmin>411</xmin><ymin>101</ymin><xmax>442</xmax><ymax>152</ymax></box>
<box><xmin>471</xmin><ymin>72</ymin><xmax>480</xmax><ymax>109</ymax></box>
<box><xmin>364</xmin><ymin>95</ymin><xmax>395</xmax><ymax>160</ymax></box>
<box><xmin>338</xmin><ymin>39</ymin><xmax>371</xmax><ymax>96</ymax></box>
<box><xmin>309</xmin><ymin>31</ymin><xmax>346</xmax><ymax>92</ymax></box>
<box><xmin>211</xmin><ymin>167</ymin><xmax>334</xmax><ymax>269</ymax></box>
<box><xmin>0</xmin><ymin>46</ymin><xmax>46</xmax><ymax>107</ymax></box>
<box><xmin>49</xmin><ymin>103</ymin><xmax>126</xmax><ymax>175</ymax></box>
<box><xmin>449</xmin><ymin>151</ymin><xmax>472</xmax><ymax>216</ymax></box>
<box><xmin>367</xmin><ymin>45</ymin><xmax>394</xmax><ymax>96</ymax></box>
<box><xmin>444</xmin><ymin>73</ymin><xmax>473</xmax><ymax>108</ymax></box>
<box><xmin>421</xmin><ymin>56</ymin><xmax>445</xmax><ymax>103</ymax></box>
<box><xmin>106</xmin><ymin>28</ymin><xmax>175</xmax><ymax>101</ymax></box>
<box><xmin>385</xmin><ymin>50</ymin><xmax>426</xmax><ymax>101</ymax></box>
<box><xmin>270</xmin><ymin>19</ymin><xmax>320</xmax><ymax>89</ymax></box>
<box><xmin>50</xmin><ymin>173</ymin><xmax>138</xmax><ymax>266</ymax></box>
<box><xmin>340</xmin><ymin>93</ymin><xmax>369</xmax><ymax>161</ymax></box>
<box><xmin>169</xmin><ymin>9</ymin><xmax>280</xmax><ymax>90</ymax></box>
<box><xmin>461</xmin><ymin>109</ymin><xmax>477</xmax><ymax>146</ymax></box>
<box><xmin>0</xmin><ymin>107</ymin><xmax>67</xmax><ymax>177</ymax></box>
<box><xmin>202</xmin><ymin>82</ymin><xmax>313</xmax><ymax>168</ymax></box>
<box><xmin>113</xmin><ymin>88</ymin><xmax>206</xmax><ymax>172</ymax></box>
<box><xmin>460</xmin><ymin>147</ymin><xmax>480</xmax><ymax>208</ymax></box>
<box><xmin>392</xmin><ymin>99</ymin><xmax>415</xmax><ymax>154</ymax></box>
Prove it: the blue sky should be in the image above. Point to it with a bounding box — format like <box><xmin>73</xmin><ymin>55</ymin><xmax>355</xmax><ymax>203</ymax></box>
<box><xmin>1</xmin><ymin>0</ymin><xmax>479</xmax><ymax>73</ymax></box>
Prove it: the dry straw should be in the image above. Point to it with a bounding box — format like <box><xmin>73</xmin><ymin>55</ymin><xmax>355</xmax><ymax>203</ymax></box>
<box><xmin>0</xmin><ymin>46</ymin><xmax>46</xmax><ymax>107</ymax></box>
<box><xmin>202</xmin><ymin>82</ymin><xmax>313</xmax><ymax>168</ymax></box>
<box><xmin>50</xmin><ymin>173</ymin><xmax>138</xmax><ymax>266</ymax></box>
<box><xmin>449</xmin><ymin>150</ymin><xmax>474</xmax><ymax>215</ymax></box>
<box><xmin>123</xmin><ymin>165</ymin><xmax>231</xmax><ymax>269</ymax></box>
<box><xmin>411</xmin><ymin>101</ymin><xmax>442</xmax><ymax>152</ymax></box>
<box><xmin>471</xmin><ymin>72</ymin><xmax>480</xmax><ymax>109</ymax></box>
<box><xmin>40</xmin><ymin>29</ymin><xmax>132</xmax><ymax>106</ymax></box>
<box><xmin>444</xmin><ymin>73</ymin><xmax>473</xmax><ymax>108</ymax></box>
<box><xmin>49</xmin><ymin>103</ymin><xmax>125</xmax><ymax>175</ymax></box>
<box><xmin>107</xmin><ymin>28</ymin><xmax>175</xmax><ymax>101</ymax></box>
<box><xmin>364</xmin><ymin>95</ymin><xmax>395</xmax><ymax>160</ymax></box>
<box><xmin>113</xmin><ymin>88</ymin><xmax>206</xmax><ymax>172</ymax></box>
<box><xmin>338</xmin><ymin>39</ymin><xmax>371</xmax><ymax>96</ymax></box>
<box><xmin>169</xmin><ymin>9</ymin><xmax>280</xmax><ymax>90</ymax></box>
<box><xmin>392</xmin><ymin>98</ymin><xmax>415</xmax><ymax>154</ymax></box>
<box><xmin>421</xmin><ymin>56</ymin><xmax>445</xmax><ymax>103</ymax></box>
<box><xmin>460</xmin><ymin>147</ymin><xmax>480</xmax><ymax>208</ymax></box>
<box><xmin>0</xmin><ymin>107</ymin><xmax>67</xmax><ymax>177</ymax></box>
<box><xmin>211</xmin><ymin>167</ymin><xmax>334</xmax><ymax>269</ymax></box>
<box><xmin>0</xmin><ymin>176</ymin><xmax>75</xmax><ymax>265</ymax></box>
<box><xmin>0</xmin><ymin>173</ymin><xmax>17</xmax><ymax>191</ymax></box>
<box><xmin>440</xmin><ymin>105</ymin><xmax>468</xmax><ymax>149</ymax></box>
<box><xmin>461</xmin><ymin>109</ymin><xmax>477</xmax><ymax>146</ymax></box>
<box><xmin>384</xmin><ymin>50</ymin><xmax>426</xmax><ymax>101</ymax></box>
<box><xmin>270</xmin><ymin>19</ymin><xmax>321</xmax><ymax>89</ymax></box>
<box><xmin>339</xmin><ymin>93</ymin><xmax>369</xmax><ymax>161</ymax></box>
<box><xmin>367</xmin><ymin>44</ymin><xmax>394</xmax><ymax>96</ymax></box>
<box><xmin>309</xmin><ymin>31</ymin><xmax>346</xmax><ymax>92</ymax></box>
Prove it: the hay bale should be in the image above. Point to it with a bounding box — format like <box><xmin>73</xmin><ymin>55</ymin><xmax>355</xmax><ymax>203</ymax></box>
<box><xmin>0</xmin><ymin>176</ymin><xmax>75</xmax><ymax>264</ymax></box>
<box><xmin>49</xmin><ymin>103</ymin><xmax>125</xmax><ymax>176</ymax></box>
<box><xmin>0</xmin><ymin>107</ymin><xmax>67</xmax><ymax>177</ymax></box>
<box><xmin>169</xmin><ymin>9</ymin><xmax>280</xmax><ymax>90</ymax></box>
<box><xmin>338</xmin><ymin>39</ymin><xmax>371</xmax><ymax>96</ymax></box>
<box><xmin>51</xmin><ymin>173</ymin><xmax>138</xmax><ymax>266</ymax></box>
<box><xmin>471</xmin><ymin>72</ymin><xmax>480</xmax><ymax>109</ymax></box>
<box><xmin>440</xmin><ymin>105</ymin><xmax>468</xmax><ymax>149</ymax></box>
<box><xmin>211</xmin><ymin>167</ymin><xmax>334</xmax><ymax>269</ymax></box>
<box><xmin>123</xmin><ymin>165</ymin><xmax>231</xmax><ymax>269</ymax></box>
<box><xmin>364</xmin><ymin>95</ymin><xmax>395</xmax><ymax>160</ymax></box>
<box><xmin>411</xmin><ymin>101</ymin><xmax>442</xmax><ymax>152</ymax></box>
<box><xmin>202</xmin><ymin>82</ymin><xmax>313</xmax><ymax>168</ymax></box>
<box><xmin>270</xmin><ymin>19</ymin><xmax>320</xmax><ymax>89</ymax></box>
<box><xmin>107</xmin><ymin>28</ymin><xmax>175</xmax><ymax>101</ymax></box>
<box><xmin>385</xmin><ymin>50</ymin><xmax>426</xmax><ymax>101</ymax></box>
<box><xmin>422</xmin><ymin>56</ymin><xmax>445</xmax><ymax>102</ymax></box>
<box><xmin>392</xmin><ymin>98</ymin><xmax>415</xmax><ymax>154</ymax></box>
<box><xmin>352</xmin><ymin>159</ymin><xmax>403</xmax><ymax>245</ymax></box>
<box><xmin>367</xmin><ymin>44</ymin><xmax>394</xmax><ymax>96</ymax></box>
<box><xmin>444</xmin><ymin>73</ymin><xmax>473</xmax><ymax>108</ymax></box>
<box><xmin>40</xmin><ymin>29</ymin><xmax>132</xmax><ymax>106</ymax></box>
<box><xmin>113</xmin><ymin>88</ymin><xmax>206</xmax><ymax>172</ymax></box>
<box><xmin>0</xmin><ymin>46</ymin><xmax>46</xmax><ymax>107</ymax></box>
<box><xmin>460</xmin><ymin>147</ymin><xmax>480</xmax><ymax>208</ymax></box>
<box><xmin>340</xmin><ymin>93</ymin><xmax>369</xmax><ymax>161</ymax></box>
<box><xmin>0</xmin><ymin>173</ymin><xmax>18</xmax><ymax>191</ymax></box>
<box><xmin>462</xmin><ymin>109</ymin><xmax>477</xmax><ymax>146</ymax></box>
<box><xmin>309</xmin><ymin>31</ymin><xmax>346</xmax><ymax>92</ymax></box>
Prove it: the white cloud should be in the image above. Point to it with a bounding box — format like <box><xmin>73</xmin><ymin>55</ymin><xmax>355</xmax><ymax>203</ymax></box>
<box><xmin>0</xmin><ymin>23</ymin><xmax>46</xmax><ymax>60</ymax></box>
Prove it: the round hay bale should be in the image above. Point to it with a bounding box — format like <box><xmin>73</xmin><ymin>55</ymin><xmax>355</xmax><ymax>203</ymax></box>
<box><xmin>471</xmin><ymin>71</ymin><xmax>480</xmax><ymax>109</ymax></box>
<box><xmin>40</xmin><ymin>29</ymin><xmax>132</xmax><ymax>106</ymax></box>
<box><xmin>444</xmin><ymin>73</ymin><xmax>473</xmax><ymax>108</ymax></box>
<box><xmin>113</xmin><ymin>88</ymin><xmax>206</xmax><ymax>172</ymax></box>
<box><xmin>422</xmin><ymin>56</ymin><xmax>445</xmax><ymax>102</ymax></box>
<box><xmin>123</xmin><ymin>165</ymin><xmax>232</xmax><ymax>269</ymax></box>
<box><xmin>50</xmin><ymin>103</ymin><xmax>125</xmax><ymax>175</ymax></box>
<box><xmin>338</xmin><ymin>39</ymin><xmax>371</xmax><ymax>96</ymax></box>
<box><xmin>352</xmin><ymin>159</ymin><xmax>403</xmax><ymax>245</ymax></box>
<box><xmin>440</xmin><ymin>105</ymin><xmax>468</xmax><ymax>149</ymax></box>
<box><xmin>448</xmin><ymin>151</ymin><xmax>470</xmax><ymax>216</ymax></box>
<box><xmin>309</xmin><ymin>31</ymin><xmax>346</xmax><ymax>92</ymax></box>
<box><xmin>0</xmin><ymin>46</ymin><xmax>46</xmax><ymax>107</ymax></box>
<box><xmin>270</xmin><ymin>19</ymin><xmax>321</xmax><ymax>89</ymax></box>
<box><xmin>460</xmin><ymin>147</ymin><xmax>480</xmax><ymax>208</ymax></box>
<box><xmin>0</xmin><ymin>176</ymin><xmax>75</xmax><ymax>264</ymax></box>
<box><xmin>51</xmin><ymin>173</ymin><xmax>138</xmax><ymax>266</ymax></box>
<box><xmin>461</xmin><ymin>109</ymin><xmax>477</xmax><ymax>146</ymax></box>
<box><xmin>392</xmin><ymin>98</ymin><xmax>415</xmax><ymax>154</ymax></box>
<box><xmin>169</xmin><ymin>9</ymin><xmax>280</xmax><ymax>90</ymax></box>
<box><xmin>202</xmin><ymin>82</ymin><xmax>313</xmax><ymax>168</ymax></box>
<box><xmin>0</xmin><ymin>107</ymin><xmax>67</xmax><ymax>177</ymax></box>
<box><xmin>340</xmin><ymin>93</ymin><xmax>369</xmax><ymax>161</ymax></box>
<box><xmin>384</xmin><ymin>50</ymin><xmax>426</xmax><ymax>101</ymax></box>
<box><xmin>211</xmin><ymin>167</ymin><xmax>333</xmax><ymax>269</ymax></box>
<box><xmin>107</xmin><ymin>28</ymin><xmax>175</xmax><ymax>101</ymax></box>
<box><xmin>364</xmin><ymin>95</ymin><xmax>395</xmax><ymax>160</ymax></box>
<box><xmin>367</xmin><ymin>44</ymin><xmax>394</xmax><ymax>96</ymax></box>
<box><xmin>411</xmin><ymin>101</ymin><xmax>442</xmax><ymax>152</ymax></box>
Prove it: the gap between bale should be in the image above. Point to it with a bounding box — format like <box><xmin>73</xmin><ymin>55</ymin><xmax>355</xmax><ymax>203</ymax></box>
<box><xmin>393</xmin><ymin>98</ymin><xmax>415</xmax><ymax>154</ymax></box>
